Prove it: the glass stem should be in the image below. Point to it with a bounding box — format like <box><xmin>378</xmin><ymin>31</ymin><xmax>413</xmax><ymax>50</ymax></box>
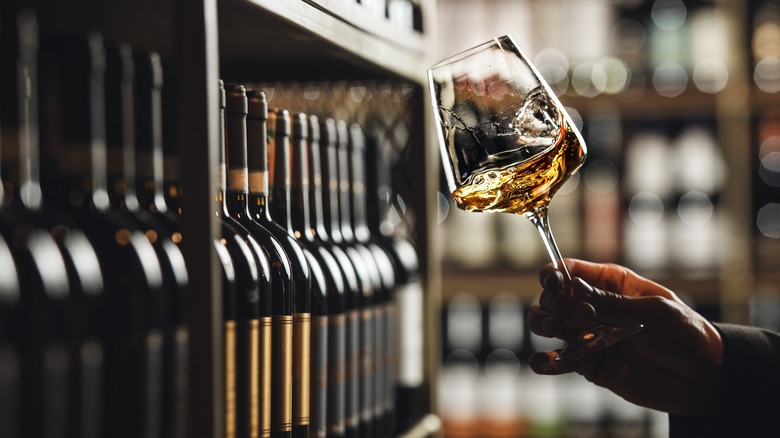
<box><xmin>525</xmin><ymin>206</ymin><xmax>572</xmax><ymax>283</ymax></box>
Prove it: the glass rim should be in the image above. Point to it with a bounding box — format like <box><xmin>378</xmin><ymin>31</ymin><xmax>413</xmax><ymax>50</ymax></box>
<box><xmin>427</xmin><ymin>34</ymin><xmax>518</xmax><ymax>72</ymax></box>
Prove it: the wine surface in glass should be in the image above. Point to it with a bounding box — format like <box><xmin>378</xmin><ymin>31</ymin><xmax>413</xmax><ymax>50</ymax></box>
<box><xmin>451</xmin><ymin>119</ymin><xmax>584</xmax><ymax>214</ymax></box>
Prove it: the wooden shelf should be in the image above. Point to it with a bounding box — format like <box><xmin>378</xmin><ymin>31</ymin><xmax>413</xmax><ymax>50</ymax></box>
<box><xmin>218</xmin><ymin>0</ymin><xmax>429</xmax><ymax>83</ymax></box>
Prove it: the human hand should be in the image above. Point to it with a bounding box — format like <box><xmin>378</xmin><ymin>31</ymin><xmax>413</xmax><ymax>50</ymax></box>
<box><xmin>527</xmin><ymin>259</ymin><xmax>723</xmax><ymax>416</ymax></box>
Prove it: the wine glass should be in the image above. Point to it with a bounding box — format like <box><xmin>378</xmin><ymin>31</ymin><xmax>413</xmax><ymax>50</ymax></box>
<box><xmin>428</xmin><ymin>35</ymin><xmax>642</xmax><ymax>368</ymax></box>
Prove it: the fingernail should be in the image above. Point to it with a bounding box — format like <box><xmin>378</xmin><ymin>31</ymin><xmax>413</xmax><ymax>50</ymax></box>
<box><xmin>542</xmin><ymin>270</ymin><xmax>561</xmax><ymax>290</ymax></box>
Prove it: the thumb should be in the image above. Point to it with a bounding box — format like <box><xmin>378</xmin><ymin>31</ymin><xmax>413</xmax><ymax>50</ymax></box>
<box><xmin>572</xmin><ymin>277</ymin><xmax>658</xmax><ymax>327</ymax></box>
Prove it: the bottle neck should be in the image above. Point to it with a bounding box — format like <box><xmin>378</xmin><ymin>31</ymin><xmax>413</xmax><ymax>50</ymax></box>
<box><xmin>105</xmin><ymin>43</ymin><xmax>140</xmax><ymax>212</ymax></box>
<box><xmin>337</xmin><ymin>139</ymin><xmax>354</xmax><ymax>242</ymax></box>
<box><xmin>224</xmin><ymin>85</ymin><xmax>251</xmax><ymax>217</ymax></box>
<box><xmin>1</xmin><ymin>10</ymin><xmax>43</xmax><ymax>210</ymax></box>
<box><xmin>162</xmin><ymin>62</ymin><xmax>181</xmax><ymax>215</ymax></box>
<box><xmin>268</xmin><ymin>109</ymin><xmax>294</xmax><ymax>236</ymax></box>
<box><xmin>307</xmin><ymin>133</ymin><xmax>329</xmax><ymax>241</ymax></box>
<box><xmin>364</xmin><ymin>131</ymin><xmax>393</xmax><ymax>237</ymax></box>
<box><xmin>348</xmin><ymin>135</ymin><xmax>370</xmax><ymax>243</ymax></box>
<box><xmin>246</xmin><ymin>93</ymin><xmax>272</xmax><ymax>222</ymax></box>
<box><xmin>323</xmin><ymin>143</ymin><xmax>343</xmax><ymax>243</ymax></box>
<box><xmin>39</xmin><ymin>35</ymin><xmax>110</xmax><ymax>213</ymax></box>
<box><xmin>290</xmin><ymin>117</ymin><xmax>314</xmax><ymax>242</ymax></box>
<box><xmin>216</xmin><ymin>105</ymin><xmax>229</xmax><ymax>216</ymax></box>
<box><xmin>134</xmin><ymin>52</ymin><xmax>167</xmax><ymax>215</ymax></box>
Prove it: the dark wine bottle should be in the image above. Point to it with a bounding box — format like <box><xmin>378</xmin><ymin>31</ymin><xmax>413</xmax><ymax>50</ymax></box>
<box><xmin>363</xmin><ymin>117</ymin><xmax>425</xmax><ymax>434</ymax></box>
<box><xmin>37</xmin><ymin>33</ymin><xmax>166</xmax><ymax>438</ymax></box>
<box><xmin>322</xmin><ymin>119</ymin><xmax>374</xmax><ymax>438</ymax></box>
<box><xmin>104</xmin><ymin>44</ymin><xmax>191</xmax><ymax>438</ymax></box>
<box><xmin>246</xmin><ymin>89</ymin><xmax>309</xmax><ymax>438</ymax></box>
<box><xmin>336</xmin><ymin>120</ymin><xmax>384</xmax><ymax>438</ymax></box>
<box><xmin>0</xmin><ymin>34</ymin><xmax>73</xmax><ymax>432</ymax></box>
<box><xmin>132</xmin><ymin>56</ymin><xmax>192</xmax><ymax>438</ymax></box>
<box><xmin>0</xmin><ymin>233</ymin><xmax>20</xmax><ymax>438</ymax></box>
<box><xmin>217</xmin><ymin>80</ymin><xmax>270</xmax><ymax>438</ymax></box>
<box><xmin>226</xmin><ymin>84</ymin><xmax>298</xmax><ymax>438</ymax></box>
<box><xmin>289</xmin><ymin>112</ymin><xmax>348</xmax><ymax>438</ymax></box>
<box><xmin>266</xmin><ymin>107</ymin><xmax>315</xmax><ymax>438</ymax></box>
<box><xmin>1</xmin><ymin>12</ymin><xmax>105</xmax><ymax>438</ymax></box>
<box><xmin>310</xmin><ymin>117</ymin><xmax>357</xmax><ymax>438</ymax></box>
<box><xmin>346</xmin><ymin>123</ymin><xmax>398</xmax><ymax>438</ymax></box>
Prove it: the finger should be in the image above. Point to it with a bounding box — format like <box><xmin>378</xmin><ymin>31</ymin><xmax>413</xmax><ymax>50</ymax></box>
<box><xmin>538</xmin><ymin>287</ymin><xmax>596</xmax><ymax>329</ymax></box>
<box><xmin>528</xmin><ymin>303</ymin><xmax>592</xmax><ymax>342</ymax></box>
<box><xmin>572</xmin><ymin>277</ymin><xmax>665</xmax><ymax>327</ymax></box>
<box><xmin>565</xmin><ymin>258</ymin><xmax>676</xmax><ymax>300</ymax></box>
<box><xmin>527</xmin><ymin>304</ymin><xmax>565</xmax><ymax>338</ymax></box>
<box><xmin>538</xmin><ymin>266</ymin><xmax>564</xmax><ymax>290</ymax></box>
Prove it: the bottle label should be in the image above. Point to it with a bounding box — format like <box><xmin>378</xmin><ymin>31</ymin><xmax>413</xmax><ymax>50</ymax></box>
<box><xmin>293</xmin><ymin>313</ymin><xmax>311</xmax><ymax>426</ymax></box>
<box><xmin>373</xmin><ymin>305</ymin><xmax>386</xmax><ymax>418</ymax></box>
<box><xmin>260</xmin><ymin>317</ymin><xmax>272</xmax><ymax>438</ymax></box>
<box><xmin>345</xmin><ymin>310</ymin><xmax>360</xmax><ymax>428</ymax></box>
<box><xmin>225</xmin><ymin>321</ymin><xmax>237</xmax><ymax>438</ymax></box>
<box><xmin>249</xmin><ymin>320</ymin><xmax>260</xmax><ymax>438</ymax></box>
<box><xmin>395</xmin><ymin>283</ymin><xmax>424</xmax><ymax>386</ymax></box>
<box><xmin>312</xmin><ymin>315</ymin><xmax>329</xmax><ymax>438</ymax></box>
<box><xmin>43</xmin><ymin>344</ymin><xmax>69</xmax><ymax>438</ymax></box>
<box><xmin>80</xmin><ymin>339</ymin><xmax>104</xmax><ymax>438</ymax></box>
<box><xmin>145</xmin><ymin>330</ymin><xmax>164</xmax><ymax>438</ymax></box>
<box><xmin>272</xmin><ymin>315</ymin><xmax>293</xmax><ymax>433</ymax></box>
<box><xmin>360</xmin><ymin>308</ymin><xmax>374</xmax><ymax>422</ymax></box>
<box><xmin>384</xmin><ymin>302</ymin><xmax>396</xmax><ymax>411</ymax></box>
<box><xmin>327</xmin><ymin>314</ymin><xmax>346</xmax><ymax>436</ymax></box>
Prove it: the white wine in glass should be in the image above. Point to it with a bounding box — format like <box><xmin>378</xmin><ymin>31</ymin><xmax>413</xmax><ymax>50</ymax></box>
<box><xmin>428</xmin><ymin>35</ymin><xmax>642</xmax><ymax>368</ymax></box>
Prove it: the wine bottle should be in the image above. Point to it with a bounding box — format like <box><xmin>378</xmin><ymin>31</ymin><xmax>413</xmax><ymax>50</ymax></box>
<box><xmin>346</xmin><ymin>123</ymin><xmax>399</xmax><ymax>437</ymax></box>
<box><xmin>363</xmin><ymin>116</ymin><xmax>425</xmax><ymax>434</ymax></box>
<box><xmin>217</xmin><ymin>81</ymin><xmax>270</xmax><ymax>438</ymax></box>
<box><xmin>290</xmin><ymin>112</ymin><xmax>350</xmax><ymax>438</ymax></box>
<box><xmin>266</xmin><ymin>106</ymin><xmax>317</xmax><ymax>438</ymax></box>
<box><xmin>0</xmin><ymin>233</ymin><xmax>20</xmax><ymax>438</ymax></box>
<box><xmin>326</xmin><ymin>119</ymin><xmax>375</xmax><ymax>438</ymax></box>
<box><xmin>227</xmin><ymin>85</ymin><xmax>299</xmax><ymax>438</ymax></box>
<box><xmin>0</xmin><ymin>66</ymin><xmax>73</xmax><ymax>438</ymax></box>
<box><xmin>105</xmin><ymin>44</ymin><xmax>191</xmax><ymax>438</ymax></box>
<box><xmin>38</xmin><ymin>33</ymin><xmax>166</xmax><ymax>438</ymax></box>
<box><xmin>336</xmin><ymin>120</ymin><xmax>385</xmax><ymax>438</ymax></box>
<box><xmin>1</xmin><ymin>12</ymin><xmax>106</xmax><ymax>438</ymax></box>
<box><xmin>132</xmin><ymin>56</ymin><xmax>192</xmax><ymax>438</ymax></box>
<box><xmin>246</xmin><ymin>90</ymin><xmax>310</xmax><ymax>436</ymax></box>
<box><xmin>312</xmin><ymin>117</ymin><xmax>361</xmax><ymax>438</ymax></box>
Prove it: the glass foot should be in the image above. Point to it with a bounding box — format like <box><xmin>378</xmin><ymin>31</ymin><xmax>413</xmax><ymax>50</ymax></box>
<box><xmin>542</xmin><ymin>323</ymin><xmax>644</xmax><ymax>372</ymax></box>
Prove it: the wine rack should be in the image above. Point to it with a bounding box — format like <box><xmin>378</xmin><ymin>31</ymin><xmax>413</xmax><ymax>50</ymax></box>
<box><xmin>1</xmin><ymin>0</ymin><xmax>441</xmax><ymax>437</ymax></box>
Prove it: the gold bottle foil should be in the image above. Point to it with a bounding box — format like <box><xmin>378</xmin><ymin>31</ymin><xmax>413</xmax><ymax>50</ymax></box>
<box><xmin>273</xmin><ymin>315</ymin><xmax>293</xmax><ymax>433</ymax></box>
<box><xmin>293</xmin><ymin>313</ymin><xmax>311</xmax><ymax>426</ymax></box>
<box><xmin>250</xmin><ymin>320</ymin><xmax>260</xmax><ymax>438</ymax></box>
<box><xmin>225</xmin><ymin>321</ymin><xmax>236</xmax><ymax>438</ymax></box>
<box><xmin>260</xmin><ymin>317</ymin><xmax>272</xmax><ymax>438</ymax></box>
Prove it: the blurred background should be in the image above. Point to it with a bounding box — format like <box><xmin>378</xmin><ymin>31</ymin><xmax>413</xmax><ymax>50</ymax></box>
<box><xmin>431</xmin><ymin>1</ymin><xmax>780</xmax><ymax>437</ymax></box>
